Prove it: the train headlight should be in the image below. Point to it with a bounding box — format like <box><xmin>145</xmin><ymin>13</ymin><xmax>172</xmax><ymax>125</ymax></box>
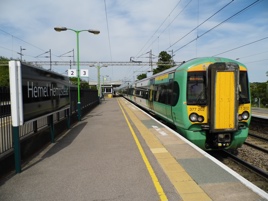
<box><xmin>189</xmin><ymin>113</ymin><xmax>198</xmax><ymax>122</ymax></box>
<box><xmin>241</xmin><ymin>111</ymin><xmax>249</xmax><ymax>120</ymax></box>
<box><xmin>197</xmin><ymin>116</ymin><xmax>204</xmax><ymax>122</ymax></box>
<box><xmin>238</xmin><ymin>111</ymin><xmax>250</xmax><ymax>121</ymax></box>
<box><xmin>189</xmin><ymin>113</ymin><xmax>204</xmax><ymax>122</ymax></box>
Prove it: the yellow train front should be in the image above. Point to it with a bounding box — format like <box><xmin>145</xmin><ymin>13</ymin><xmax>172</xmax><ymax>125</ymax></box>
<box><xmin>173</xmin><ymin>57</ymin><xmax>251</xmax><ymax>150</ymax></box>
<box><xmin>118</xmin><ymin>57</ymin><xmax>251</xmax><ymax>150</ymax></box>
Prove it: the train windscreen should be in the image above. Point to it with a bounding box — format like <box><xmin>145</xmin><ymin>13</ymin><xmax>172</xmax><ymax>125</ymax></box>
<box><xmin>187</xmin><ymin>72</ymin><xmax>207</xmax><ymax>105</ymax></box>
<box><xmin>239</xmin><ymin>71</ymin><xmax>250</xmax><ymax>104</ymax></box>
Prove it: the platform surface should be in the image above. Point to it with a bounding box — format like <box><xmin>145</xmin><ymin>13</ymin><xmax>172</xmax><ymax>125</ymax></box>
<box><xmin>252</xmin><ymin>107</ymin><xmax>268</xmax><ymax>119</ymax></box>
<box><xmin>0</xmin><ymin>98</ymin><xmax>267</xmax><ymax>201</ymax></box>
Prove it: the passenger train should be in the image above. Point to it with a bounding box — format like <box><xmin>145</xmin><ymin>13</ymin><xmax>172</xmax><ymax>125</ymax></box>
<box><xmin>116</xmin><ymin>57</ymin><xmax>251</xmax><ymax>150</ymax></box>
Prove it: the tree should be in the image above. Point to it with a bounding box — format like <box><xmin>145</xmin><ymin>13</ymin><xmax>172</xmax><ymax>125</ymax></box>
<box><xmin>89</xmin><ymin>85</ymin><xmax>97</xmax><ymax>90</ymax></box>
<box><xmin>0</xmin><ymin>57</ymin><xmax>9</xmax><ymax>86</ymax></box>
<box><xmin>80</xmin><ymin>80</ymin><xmax>90</xmax><ymax>89</ymax></box>
<box><xmin>153</xmin><ymin>51</ymin><xmax>174</xmax><ymax>75</ymax></box>
<box><xmin>69</xmin><ymin>77</ymin><xmax>90</xmax><ymax>89</ymax></box>
<box><xmin>250</xmin><ymin>82</ymin><xmax>268</xmax><ymax>107</ymax></box>
<box><xmin>137</xmin><ymin>73</ymin><xmax>147</xmax><ymax>80</ymax></box>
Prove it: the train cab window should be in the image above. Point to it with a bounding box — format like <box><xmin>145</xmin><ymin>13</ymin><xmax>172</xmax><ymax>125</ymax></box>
<box><xmin>239</xmin><ymin>71</ymin><xmax>250</xmax><ymax>104</ymax></box>
<box><xmin>187</xmin><ymin>72</ymin><xmax>207</xmax><ymax>105</ymax></box>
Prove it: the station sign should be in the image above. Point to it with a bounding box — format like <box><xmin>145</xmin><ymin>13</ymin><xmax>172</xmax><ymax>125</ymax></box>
<box><xmin>9</xmin><ymin>61</ymin><xmax>70</xmax><ymax>125</ymax></box>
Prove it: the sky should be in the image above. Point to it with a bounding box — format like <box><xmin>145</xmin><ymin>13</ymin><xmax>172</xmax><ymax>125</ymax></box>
<box><xmin>0</xmin><ymin>0</ymin><xmax>267</xmax><ymax>83</ymax></box>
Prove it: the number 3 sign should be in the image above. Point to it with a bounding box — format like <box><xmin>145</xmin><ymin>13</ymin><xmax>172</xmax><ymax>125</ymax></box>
<box><xmin>80</xmin><ymin>69</ymin><xmax>88</xmax><ymax>77</ymax></box>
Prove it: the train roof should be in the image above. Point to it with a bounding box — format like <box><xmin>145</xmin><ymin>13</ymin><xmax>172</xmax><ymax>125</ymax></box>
<box><xmin>179</xmin><ymin>57</ymin><xmax>247</xmax><ymax>69</ymax></box>
<box><xmin>136</xmin><ymin>57</ymin><xmax>246</xmax><ymax>82</ymax></box>
<box><xmin>115</xmin><ymin>57</ymin><xmax>247</xmax><ymax>90</ymax></box>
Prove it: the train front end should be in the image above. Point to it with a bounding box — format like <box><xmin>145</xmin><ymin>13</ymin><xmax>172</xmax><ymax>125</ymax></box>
<box><xmin>185</xmin><ymin>58</ymin><xmax>251</xmax><ymax>150</ymax></box>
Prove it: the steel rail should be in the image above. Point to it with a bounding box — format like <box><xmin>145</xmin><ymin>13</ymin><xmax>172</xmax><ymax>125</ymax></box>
<box><xmin>244</xmin><ymin>142</ymin><xmax>268</xmax><ymax>154</ymax></box>
<box><xmin>223</xmin><ymin>150</ymin><xmax>268</xmax><ymax>180</ymax></box>
<box><xmin>248</xmin><ymin>133</ymin><xmax>268</xmax><ymax>141</ymax></box>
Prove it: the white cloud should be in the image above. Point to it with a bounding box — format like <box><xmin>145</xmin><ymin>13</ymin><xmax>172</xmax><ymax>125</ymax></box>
<box><xmin>0</xmin><ymin>0</ymin><xmax>267</xmax><ymax>82</ymax></box>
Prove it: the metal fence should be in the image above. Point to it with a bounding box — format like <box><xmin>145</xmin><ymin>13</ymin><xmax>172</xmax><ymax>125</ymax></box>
<box><xmin>0</xmin><ymin>87</ymin><xmax>12</xmax><ymax>156</ymax></box>
<box><xmin>0</xmin><ymin>86</ymin><xmax>99</xmax><ymax>159</ymax></box>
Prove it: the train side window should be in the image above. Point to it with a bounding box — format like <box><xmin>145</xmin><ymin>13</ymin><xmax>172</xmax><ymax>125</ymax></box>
<box><xmin>167</xmin><ymin>81</ymin><xmax>175</xmax><ymax>105</ymax></box>
<box><xmin>155</xmin><ymin>85</ymin><xmax>161</xmax><ymax>102</ymax></box>
<box><xmin>171</xmin><ymin>81</ymin><xmax>179</xmax><ymax>106</ymax></box>
<box><xmin>159</xmin><ymin>85</ymin><xmax>167</xmax><ymax>104</ymax></box>
<box><xmin>152</xmin><ymin>87</ymin><xmax>156</xmax><ymax>101</ymax></box>
<box><xmin>144</xmin><ymin>91</ymin><xmax>148</xmax><ymax>99</ymax></box>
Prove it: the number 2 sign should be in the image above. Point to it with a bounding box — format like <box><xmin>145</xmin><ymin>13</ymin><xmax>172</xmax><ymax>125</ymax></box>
<box><xmin>68</xmin><ymin>69</ymin><xmax>77</xmax><ymax>77</ymax></box>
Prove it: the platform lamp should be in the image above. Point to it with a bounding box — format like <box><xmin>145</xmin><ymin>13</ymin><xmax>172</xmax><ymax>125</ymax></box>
<box><xmin>54</xmin><ymin>27</ymin><xmax>100</xmax><ymax>121</ymax></box>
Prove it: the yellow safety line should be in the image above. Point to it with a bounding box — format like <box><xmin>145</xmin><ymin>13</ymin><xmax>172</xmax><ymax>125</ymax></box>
<box><xmin>117</xmin><ymin>99</ymin><xmax>168</xmax><ymax>201</ymax></box>
<box><xmin>119</xmin><ymin>98</ymin><xmax>212</xmax><ymax>201</ymax></box>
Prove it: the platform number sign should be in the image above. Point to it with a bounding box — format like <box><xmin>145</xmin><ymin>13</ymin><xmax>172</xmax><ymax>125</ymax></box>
<box><xmin>80</xmin><ymin>69</ymin><xmax>88</xmax><ymax>77</ymax></box>
<box><xmin>68</xmin><ymin>69</ymin><xmax>77</xmax><ymax>77</ymax></box>
<box><xmin>68</xmin><ymin>69</ymin><xmax>88</xmax><ymax>77</ymax></box>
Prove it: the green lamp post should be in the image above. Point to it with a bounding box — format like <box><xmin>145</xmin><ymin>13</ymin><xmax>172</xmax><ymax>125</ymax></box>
<box><xmin>54</xmin><ymin>27</ymin><xmax>100</xmax><ymax>121</ymax></box>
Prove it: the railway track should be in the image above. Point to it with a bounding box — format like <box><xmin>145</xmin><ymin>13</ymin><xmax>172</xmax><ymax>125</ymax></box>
<box><xmin>250</xmin><ymin>116</ymin><xmax>268</xmax><ymax>134</ymax></box>
<box><xmin>249</xmin><ymin>133</ymin><xmax>268</xmax><ymax>141</ymax></box>
<box><xmin>223</xmin><ymin>151</ymin><xmax>268</xmax><ymax>180</ymax></box>
<box><xmin>206</xmin><ymin>116</ymin><xmax>268</xmax><ymax>192</ymax></box>
<box><xmin>219</xmin><ymin>117</ymin><xmax>268</xmax><ymax>192</ymax></box>
<box><xmin>244</xmin><ymin>133</ymin><xmax>268</xmax><ymax>154</ymax></box>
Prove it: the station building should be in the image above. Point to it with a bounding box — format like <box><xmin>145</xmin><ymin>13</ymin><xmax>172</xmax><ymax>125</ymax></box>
<box><xmin>88</xmin><ymin>80</ymin><xmax>122</xmax><ymax>97</ymax></box>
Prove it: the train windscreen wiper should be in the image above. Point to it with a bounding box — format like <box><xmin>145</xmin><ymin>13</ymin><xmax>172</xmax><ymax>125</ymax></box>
<box><xmin>195</xmin><ymin>91</ymin><xmax>207</xmax><ymax>105</ymax></box>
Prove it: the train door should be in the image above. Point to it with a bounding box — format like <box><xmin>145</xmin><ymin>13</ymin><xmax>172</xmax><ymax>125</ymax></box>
<box><xmin>208</xmin><ymin>62</ymin><xmax>239</xmax><ymax>132</ymax></box>
<box><xmin>148</xmin><ymin>78</ymin><xmax>154</xmax><ymax>111</ymax></box>
<box><xmin>166</xmin><ymin>76</ymin><xmax>175</xmax><ymax>122</ymax></box>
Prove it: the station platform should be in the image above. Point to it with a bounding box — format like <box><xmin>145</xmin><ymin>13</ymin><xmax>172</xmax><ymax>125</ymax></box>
<box><xmin>252</xmin><ymin>107</ymin><xmax>268</xmax><ymax>119</ymax></box>
<box><xmin>0</xmin><ymin>98</ymin><xmax>267</xmax><ymax>201</ymax></box>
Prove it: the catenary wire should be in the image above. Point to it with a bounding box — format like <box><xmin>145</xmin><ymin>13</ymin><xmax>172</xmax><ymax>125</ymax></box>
<box><xmin>0</xmin><ymin>29</ymin><xmax>47</xmax><ymax>52</ymax></box>
<box><xmin>145</xmin><ymin>0</ymin><xmax>193</xmax><ymax>53</ymax></box>
<box><xmin>135</xmin><ymin>0</ymin><xmax>183</xmax><ymax>58</ymax></box>
<box><xmin>213</xmin><ymin>36</ymin><xmax>268</xmax><ymax>56</ymax></box>
<box><xmin>0</xmin><ymin>29</ymin><xmax>66</xmax><ymax>61</ymax></box>
<box><xmin>236</xmin><ymin>50</ymin><xmax>268</xmax><ymax>60</ymax></box>
<box><xmin>166</xmin><ymin>0</ymin><xmax>234</xmax><ymax>51</ymax></box>
<box><xmin>173</xmin><ymin>0</ymin><xmax>262</xmax><ymax>54</ymax></box>
<box><xmin>104</xmin><ymin>0</ymin><xmax>113</xmax><ymax>61</ymax></box>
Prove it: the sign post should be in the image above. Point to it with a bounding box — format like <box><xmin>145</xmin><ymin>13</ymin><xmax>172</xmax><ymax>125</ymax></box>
<box><xmin>9</xmin><ymin>61</ymin><xmax>23</xmax><ymax>173</ymax></box>
<box><xmin>9</xmin><ymin>61</ymin><xmax>70</xmax><ymax>173</ymax></box>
